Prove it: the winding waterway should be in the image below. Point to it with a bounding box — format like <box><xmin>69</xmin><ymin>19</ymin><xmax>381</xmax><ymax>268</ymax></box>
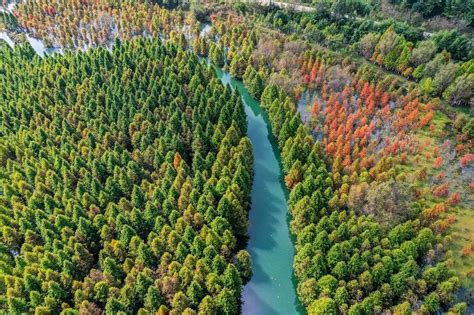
<box><xmin>212</xmin><ymin>66</ymin><xmax>304</xmax><ymax>315</ymax></box>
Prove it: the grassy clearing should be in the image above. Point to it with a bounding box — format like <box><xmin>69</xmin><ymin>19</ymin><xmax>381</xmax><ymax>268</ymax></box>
<box><xmin>403</xmin><ymin>108</ymin><xmax>474</xmax><ymax>285</ymax></box>
<box><xmin>450</xmin><ymin>205</ymin><xmax>474</xmax><ymax>286</ymax></box>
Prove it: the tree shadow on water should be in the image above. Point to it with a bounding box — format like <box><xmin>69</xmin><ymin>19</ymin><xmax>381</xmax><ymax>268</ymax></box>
<box><xmin>242</xmin><ymin>285</ymin><xmax>279</xmax><ymax>315</ymax></box>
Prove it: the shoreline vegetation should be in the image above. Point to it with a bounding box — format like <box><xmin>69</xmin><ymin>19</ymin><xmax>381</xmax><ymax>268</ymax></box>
<box><xmin>1</xmin><ymin>0</ymin><xmax>473</xmax><ymax>314</ymax></box>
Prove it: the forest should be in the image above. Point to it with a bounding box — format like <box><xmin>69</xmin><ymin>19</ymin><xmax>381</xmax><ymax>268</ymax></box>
<box><xmin>0</xmin><ymin>0</ymin><xmax>473</xmax><ymax>314</ymax></box>
<box><xmin>0</xmin><ymin>38</ymin><xmax>253</xmax><ymax>313</ymax></box>
<box><xmin>277</xmin><ymin>0</ymin><xmax>473</xmax><ymax>31</ymax></box>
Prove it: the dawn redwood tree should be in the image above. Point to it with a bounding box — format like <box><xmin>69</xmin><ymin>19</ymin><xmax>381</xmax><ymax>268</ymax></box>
<box><xmin>0</xmin><ymin>38</ymin><xmax>253</xmax><ymax>314</ymax></box>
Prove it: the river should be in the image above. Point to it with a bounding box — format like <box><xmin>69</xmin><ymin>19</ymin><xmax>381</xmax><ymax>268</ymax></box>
<box><xmin>212</xmin><ymin>66</ymin><xmax>303</xmax><ymax>315</ymax></box>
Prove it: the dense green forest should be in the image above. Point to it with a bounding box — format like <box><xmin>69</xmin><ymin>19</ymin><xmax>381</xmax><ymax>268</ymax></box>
<box><xmin>0</xmin><ymin>0</ymin><xmax>472</xmax><ymax>314</ymax></box>
<box><xmin>0</xmin><ymin>38</ymin><xmax>253</xmax><ymax>314</ymax></box>
<box><xmin>278</xmin><ymin>0</ymin><xmax>473</xmax><ymax>28</ymax></box>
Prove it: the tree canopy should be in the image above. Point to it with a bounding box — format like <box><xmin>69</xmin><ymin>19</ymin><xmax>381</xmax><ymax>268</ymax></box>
<box><xmin>0</xmin><ymin>37</ymin><xmax>253</xmax><ymax>314</ymax></box>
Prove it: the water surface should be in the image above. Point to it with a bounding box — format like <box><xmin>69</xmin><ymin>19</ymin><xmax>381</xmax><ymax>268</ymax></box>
<box><xmin>213</xmin><ymin>66</ymin><xmax>304</xmax><ymax>315</ymax></box>
<box><xmin>0</xmin><ymin>32</ymin><xmax>14</xmax><ymax>47</ymax></box>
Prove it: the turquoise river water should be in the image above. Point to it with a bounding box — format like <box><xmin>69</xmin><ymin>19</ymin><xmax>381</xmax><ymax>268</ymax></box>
<box><xmin>213</xmin><ymin>66</ymin><xmax>304</xmax><ymax>315</ymax></box>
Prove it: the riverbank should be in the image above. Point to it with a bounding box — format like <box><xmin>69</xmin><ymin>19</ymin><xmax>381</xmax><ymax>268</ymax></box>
<box><xmin>213</xmin><ymin>66</ymin><xmax>304</xmax><ymax>314</ymax></box>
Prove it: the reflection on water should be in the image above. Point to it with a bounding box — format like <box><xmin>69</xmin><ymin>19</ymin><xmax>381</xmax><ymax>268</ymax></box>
<box><xmin>26</xmin><ymin>35</ymin><xmax>46</xmax><ymax>57</ymax></box>
<box><xmin>0</xmin><ymin>1</ymin><xmax>16</xmax><ymax>13</ymax></box>
<box><xmin>1</xmin><ymin>1</ymin><xmax>18</xmax><ymax>49</ymax></box>
<box><xmin>0</xmin><ymin>32</ymin><xmax>15</xmax><ymax>48</ymax></box>
<box><xmin>24</xmin><ymin>35</ymin><xmax>62</xmax><ymax>56</ymax></box>
<box><xmin>0</xmin><ymin>32</ymin><xmax>63</xmax><ymax>57</ymax></box>
<box><xmin>212</xmin><ymin>66</ymin><xmax>304</xmax><ymax>315</ymax></box>
<box><xmin>200</xmin><ymin>24</ymin><xmax>212</xmax><ymax>37</ymax></box>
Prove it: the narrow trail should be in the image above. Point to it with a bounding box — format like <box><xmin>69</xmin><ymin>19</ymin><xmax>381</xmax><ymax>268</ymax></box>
<box><xmin>254</xmin><ymin>0</ymin><xmax>316</xmax><ymax>12</ymax></box>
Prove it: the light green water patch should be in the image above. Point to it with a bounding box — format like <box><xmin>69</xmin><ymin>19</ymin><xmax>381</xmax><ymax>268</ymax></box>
<box><xmin>212</xmin><ymin>65</ymin><xmax>305</xmax><ymax>315</ymax></box>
